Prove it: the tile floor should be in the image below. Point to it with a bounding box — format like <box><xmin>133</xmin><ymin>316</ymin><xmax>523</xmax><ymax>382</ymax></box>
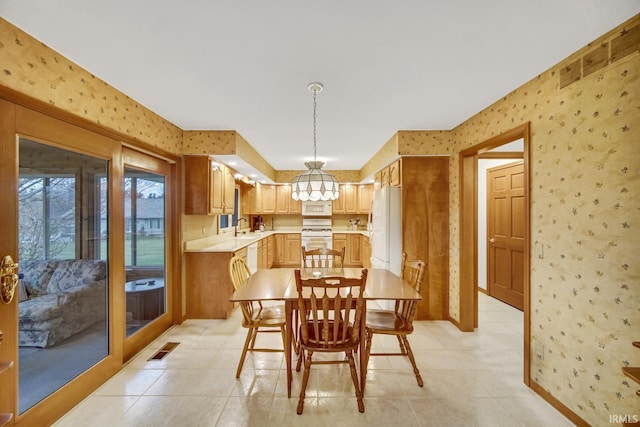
<box><xmin>54</xmin><ymin>293</ymin><xmax>574</xmax><ymax>426</ymax></box>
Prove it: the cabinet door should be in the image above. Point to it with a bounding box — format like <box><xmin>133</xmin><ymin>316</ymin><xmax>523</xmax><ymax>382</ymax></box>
<box><xmin>332</xmin><ymin>185</ymin><xmax>346</xmax><ymax>214</ymax></box>
<box><xmin>358</xmin><ymin>184</ymin><xmax>373</xmax><ymax>213</ymax></box>
<box><xmin>389</xmin><ymin>159</ymin><xmax>401</xmax><ymax>187</ymax></box>
<box><xmin>374</xmin><ymin>170</ymin><xmax>382</xmax><ymax>189</ymax></box>
<box><xmin>274</xmin><ymin>234</ymin><xmax>285</xmax><ymax>264</ymax></box>
<box><xmin>275</xmin><ymin>185</ymin><xmax>290</xmax><ymax>214</ymax></box>
<box><xmin>184</xmin><ymin>155</ymin><xmax>212</xmax><ymax>215</ymax></box>
<box><xmin>344</xmin><ymin>185</ymin><xmax>358</xmax><ymax>213</ymax></box>
<box><xmin>290</xmin><ymin>197</ymin><xmax>301</xmax><ymax>214</ymax></box>
<box><xmin>209</xmin><ymin>163</ymin><xmax>224</xmax><ymax>214</ymax></box>
<box><xmin>255</xmin><ymin>183</ymin><xmax>263</xmax><ymax>213</ymax></box>
<box><xmin>284</xmin><ymin>234</ymin><xmax>301</xmax><ymax>265</ymax></box>
<box><xmin>222</xmin><ymin>166</ymin><xmax>235</xmax><ymax>214</ymax></box>
<box><xmin>380</xmin><ymin>166</ymin><xmax>390</xmax><ymax>188</ymax></box>
<box><xmin>267</xmin><ymin>235</ymin><xmax>274</xmax><ymax>268</ymax></box>
<box><xmin>332</xmin><ymin>233</ymin><xmax>347</xmax><ymax>258</ymax></box>
<box><xmin>348</xmin><ymin>234</ymin><xmax>362</xmax><ymax>265</ymax></box>
<box><xmin>262</xmin><ymin>185</ymin><xmax>276</xmax><ymax>214</ymax></box>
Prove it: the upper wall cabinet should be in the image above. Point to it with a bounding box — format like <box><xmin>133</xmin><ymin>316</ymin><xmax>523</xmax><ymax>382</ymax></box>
<box><xmin>184</xmin><ymin>155</ymin><xmax>235</xmax><ymax>215</ymax></box>
<box><xmin>333</xmin><ymin>184</ymin><xmax>373</xmax><ymax>214</ymax></box>
<box><xmin>377</xmin><ymin>158</ymin><xmax>401</xmax><ymax>188</ymax></box>
<box><xmin>275</xmin><ymin>184</ymin><xmax>301</xmax><ymax>214</ymax></box>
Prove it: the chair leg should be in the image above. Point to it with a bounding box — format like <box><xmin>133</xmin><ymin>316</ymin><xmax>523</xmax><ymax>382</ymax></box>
<box><xmin>401</xmin><ymin>335</ymin><xmax>423</xmax><ymax>387</ymax></box>
<box><xmin>296</xmin><ymin>343</ymin><xmax>303</xmax><ymax>372</ymax></box>
<box><xmin>297</xmin><ymin>349</ymin><xmax>312</xmax><ymax>414</ymax></box>
<box><xmin>346</xmin><ymin>350</ymin><xmax>365</xmax><ymax>413</ymax></box>
<box><xmin>236</xmin><ymin>327</ymin><xmax>255</xmax><ymax>378</ymax></box>
<box><xmin>396</xmin><ymin>334</ymin><xmax>407</xmax><ymax>354</ymax></box>
<box><xmin>249</xmin><ymin>326</ymin><xmax>259</xmax><ymax>349</ymax></box>
<box><xmin>362</xmin><ymin>329</ymin><xmax>373</xmax><ymax>391</ymax></box>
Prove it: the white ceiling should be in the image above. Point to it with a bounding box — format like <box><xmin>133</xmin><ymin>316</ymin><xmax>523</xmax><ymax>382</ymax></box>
<box><xmin>2</xmin><ymin>1</ymin><xmax>639</xmax><ymax>173</ymax></box>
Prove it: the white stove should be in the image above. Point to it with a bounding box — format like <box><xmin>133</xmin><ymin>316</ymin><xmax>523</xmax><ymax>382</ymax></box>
<box><xmin>301</xmin><ymin>218</ymin><xmax>333</xmax><ymax>250</ymax></box>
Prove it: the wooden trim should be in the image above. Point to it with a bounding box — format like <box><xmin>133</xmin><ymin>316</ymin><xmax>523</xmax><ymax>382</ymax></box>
<box><xmin>478</xmin><ymin>287</ymin><xmax>489</xmax><ymax>295</ymax></box>
<box><xmin>478</xmin><ymin>151</ymin><xmax>524</xmax><ymax>159</ymax></box>
<box><xmin>530</xmin><ymin>380</ymin><xmax>589</xmax><ymax>427</ymax></box>
<box><xmin>0</xmin><ymin>98</ymin><xmax>18</xmax><ymax>425</ymax></box>
<box><xmin>459</xmin><ymin>122</ymin><xmax>531</xmax><ymax>385</ymax></box>
<box><xmin>459</xmin><ymin>153</ymin><xmax>477</xmax><ymax>331</ymax></box>
<box><xmin>122</xmin><ymin>147</ymin><xmax>179</xmax><ymax>361</ymax></box>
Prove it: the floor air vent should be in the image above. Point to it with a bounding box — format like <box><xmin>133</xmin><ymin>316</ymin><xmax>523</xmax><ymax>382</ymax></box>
<box><xmin>148</xmin><ymin>342</ymin><xmax>180</xmax><ymax>360</ymax></box>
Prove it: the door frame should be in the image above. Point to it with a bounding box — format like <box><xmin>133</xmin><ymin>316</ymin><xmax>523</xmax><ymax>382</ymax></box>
<box><xmin>458</xmin><ymin>122</ymin><xmax>531</xmax><ymax>386</ymax></box>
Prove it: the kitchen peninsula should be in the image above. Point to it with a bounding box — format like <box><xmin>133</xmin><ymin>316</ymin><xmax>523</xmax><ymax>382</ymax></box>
<box><xmin>184</xmin><ymin>228</ymin><xmax>370</xmax><ymax>319</ymax></box>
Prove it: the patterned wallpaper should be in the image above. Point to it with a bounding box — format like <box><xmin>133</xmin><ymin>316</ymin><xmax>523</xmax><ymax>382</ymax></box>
<box><xmin>449</xmin><ymin>15</ymin><xmax>640</xmax><ymax>426</ymax></box>
<box><xmin>1</xmin><ymin>12</ymin><xmax>639</xmax><ymax>426</ymax></box>
<box><xmin>0</xmin><ymin>19</ymin><xmax>183</xmax><ymax>154</ymax></box>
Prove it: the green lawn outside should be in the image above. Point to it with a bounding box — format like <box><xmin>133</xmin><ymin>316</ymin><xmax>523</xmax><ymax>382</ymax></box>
<box><xmin>51</xmin><ymin>235</ymin><xmax>165</xmax><ymax>267</ymax></box>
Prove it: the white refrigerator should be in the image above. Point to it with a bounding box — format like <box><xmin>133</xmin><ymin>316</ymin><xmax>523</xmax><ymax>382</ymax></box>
<box><xmin>370</xmin><ymin>186</ymin><xmax>402</xmax><ymax>277</ymax></box>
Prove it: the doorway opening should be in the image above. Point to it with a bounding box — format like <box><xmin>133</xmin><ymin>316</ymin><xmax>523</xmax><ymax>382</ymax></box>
<box><xmin>459</xmin><ymin>123</ymin><xmax>531</xmax><ymax>386</ymax></box>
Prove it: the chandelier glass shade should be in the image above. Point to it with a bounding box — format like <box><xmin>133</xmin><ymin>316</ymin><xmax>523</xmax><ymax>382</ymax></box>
<box><xmin>291</xmin><ymin>161</ymin><xmax>339</xmax><ymax>201</ymax></box>
<box><xmin>291</xmin><ymin>82</ymin><xmax>339</xmax><ymax>202</ymax></box>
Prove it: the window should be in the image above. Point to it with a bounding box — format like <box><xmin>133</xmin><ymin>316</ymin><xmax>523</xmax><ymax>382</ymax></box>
<box><xmin>219</xmin><ymin>186</ymin><xmax>240</xmax><ymax>232</ymax></box>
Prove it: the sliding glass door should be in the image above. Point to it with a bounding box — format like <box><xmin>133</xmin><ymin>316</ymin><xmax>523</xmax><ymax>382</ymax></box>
<box><xmin>17</xmin><ymin>138</ymin><xmax>109</xmax><ymax>413</ymax></box>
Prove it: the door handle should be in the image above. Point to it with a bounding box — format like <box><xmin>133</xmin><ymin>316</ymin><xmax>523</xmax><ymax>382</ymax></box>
<box><xmin>488</xmin><ymin>237</ymin><xmax>496</xmax><ymax>243</ymax></box>
<box><xmin>1</xmin><ymin>255</ymin><xmax>19</xmax><ymax>304</ymax></box>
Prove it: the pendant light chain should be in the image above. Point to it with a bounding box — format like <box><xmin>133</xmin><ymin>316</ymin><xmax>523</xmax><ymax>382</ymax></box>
<box><xmin>312</xmin><ymin>86</ymin><xmax>318</xmax><ymax>163</ymax></box>
<box><xmin>291</xmin><ymin>81</ymin><xmax>339</xmax><ymax>201</ymax></box>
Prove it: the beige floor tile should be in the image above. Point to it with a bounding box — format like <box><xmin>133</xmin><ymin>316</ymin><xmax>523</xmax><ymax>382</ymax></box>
<box><xmin>52</xmin><ymin>396</ymin><xmax>139</xmax><ymax>427</ymax></box>
<box><xmin>53</xmin><ymin>292</ymin><xmax>573</xmax><ymax>426</ymax></box>
<box><xmin>121</xmin><ymin>395</ymin><xmax>226</xmax><ymax>427</ymax></box>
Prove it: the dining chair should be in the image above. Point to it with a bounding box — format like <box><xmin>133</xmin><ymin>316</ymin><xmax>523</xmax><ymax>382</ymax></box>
<box><xmin>400</xmin><ymin>252</ymin><xmax>407</xmax><ymax>278</ymax></box>
<box><xmin>294</xmin><ymin>268</ymin><xmax>368</xmax><ymax>414</ymax></box>
<box><xmin>301</xmin><ymin>246</ymin><xmax>345</xmax><ymax>268</ymax></box>
<box><xmin>363</xmin><ymin>259</ymin><xmax>426</xmax><ymax>389</ymax></box>
<box><xmin>228</xmin><ymin>255</ymin><xmax>286</xmax><ymax>378</ymax></box>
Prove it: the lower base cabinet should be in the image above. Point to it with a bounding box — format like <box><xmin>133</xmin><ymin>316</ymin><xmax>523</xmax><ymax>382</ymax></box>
<box><xmin>185</xmin><ymin>251</ymin><xmax>236</xmax><ymax>319</ymax></box>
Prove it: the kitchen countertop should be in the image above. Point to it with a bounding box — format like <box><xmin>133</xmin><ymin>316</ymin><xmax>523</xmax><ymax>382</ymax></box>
<box><xmin>184</xmin><ymin>228</ymin><xmax>369</xmax><ymax>253</ymax></box>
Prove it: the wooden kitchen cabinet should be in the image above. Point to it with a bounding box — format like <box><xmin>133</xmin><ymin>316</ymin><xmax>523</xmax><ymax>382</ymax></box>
<box><xmin>274</xmin><ymin>234</ymin><xmax>285</xmax><ymax>264</ymax></box>
<box><xmin>261</xmin><ymin>185</ymin><xmax>276</xmax><ymax>214</ymax></box>
<box><xmin>267</xmin><ymin>234</ymin><xmax>274</xmax><ymax>268</ymax></box>
<box><xmin>401</xmin><ymin>156</ymin><xmax>449</xmax><ymax>320</ymax></box>
<box><xmin>358</xmin><ymin>184</ymin><xmax>373</xmax><ymax>213</ymax></box>
<box><xmin>223</xmin><ymin>165</ymin><xmax>235</xmax><ymax>214</ymax></box>
<box><xmin>184</xmin><ymin>155</ymin><xmax>235</xmax><ymax>215</ymax></box>
<box><xmin>275</xmin><ymin>185</ymin><xmax>290</xmax><ymax>214</ymax></box>
<box><xmin>332</xmin><ymin>233</ymin><xmax>347</xmax><ymax>261</ymax></box>
<box><xmin>332</xmin><ymin>186</ymin><xmax>346</xmax><ymax>213</ymax></box>
<box><xmin>284</xmin><ymin>234</ymin><xmax>302</xmax><ymax>266</ymax></box>
<box><xmin>257</xmin><ymin>238</ymin><xmax>267</xmax><ymax>270</ymax></box>
<box><xmin>275</xmin><ymin>184</ymin><xmax>300</xmax><ymax>214</ymax></box>
<box><xmin>344</xmin><ymin>185</ymin><xmax>358</xmax><ymax>213</ymax></box>
<box><xmin>388</xmin><ymin>159</ymin><xmax>401</xmax><ymax>187</ymax></box>
<box><xmin>186</xmin><ymin>251</ymin><xmax>235</xmax><ymax>318</ymax></box>
<box><xmin>380</xmin><ymin>166</ymin><xmax>390</xmax><ymax>187</ymax></box>
<box><xmin>347</xmin><ymin>234</ymin><xmax>363</xmax><ymax>266</ymax></box>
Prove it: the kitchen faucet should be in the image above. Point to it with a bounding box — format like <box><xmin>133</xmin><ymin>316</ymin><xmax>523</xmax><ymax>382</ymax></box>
<box><xmin>234</xmin><ymin>217</ymin><xmax>248</xmax><ymax>237</ymax></box>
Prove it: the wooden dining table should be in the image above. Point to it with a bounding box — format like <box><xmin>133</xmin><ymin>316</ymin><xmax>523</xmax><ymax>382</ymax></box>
<box><xmin>229</xmin><ymin>267</ymin><xmax>421</xmax><ymax>397</ymax></box>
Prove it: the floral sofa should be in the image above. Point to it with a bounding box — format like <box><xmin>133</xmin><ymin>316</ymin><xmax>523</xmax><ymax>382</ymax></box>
<box><xmin>18</xmin><ymin>259</ymin><xmax>107</xmax><ymax>348</ymax></box>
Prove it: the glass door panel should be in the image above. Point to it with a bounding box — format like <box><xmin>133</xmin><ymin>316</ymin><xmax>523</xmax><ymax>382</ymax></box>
<box><xmin>18</xmin><ymin>138</ymin><xmax>109</xmax><ymax>413</ymax></box>
<box><xmin>124</xmin><ymin>168</ymin><xmax>166</xmax><ymax>336</ymax></box>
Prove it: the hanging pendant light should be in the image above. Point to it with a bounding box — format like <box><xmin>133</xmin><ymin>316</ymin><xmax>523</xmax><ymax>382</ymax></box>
<box><xmin>291</xmin><ymin>82</ymin><xmax>339</xmax><ymax>201</ymax></box>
